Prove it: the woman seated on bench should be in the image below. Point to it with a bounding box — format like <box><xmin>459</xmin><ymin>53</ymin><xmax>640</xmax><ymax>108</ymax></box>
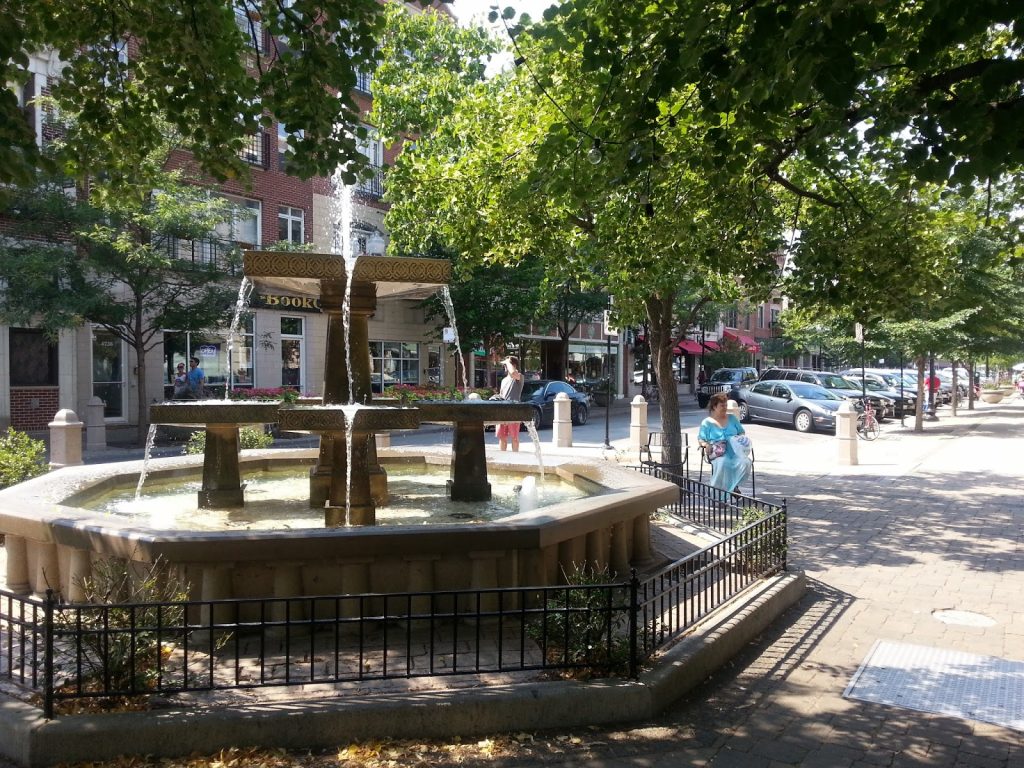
<box><xmin>697</xmin><ymin>392</ymin><xmax>752</xmax><ymax>494</ymax></box>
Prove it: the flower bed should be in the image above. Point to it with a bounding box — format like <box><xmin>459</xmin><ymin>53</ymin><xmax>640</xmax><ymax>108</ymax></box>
<box><xmin>381</xmin><ymin>384</ymin><xmax>494</xmax><ymax>403</ymax></box>
<box><xmin>227</xmin><ymin>387</ymin><xmax>300</xmax><ymax>403</ymax></box>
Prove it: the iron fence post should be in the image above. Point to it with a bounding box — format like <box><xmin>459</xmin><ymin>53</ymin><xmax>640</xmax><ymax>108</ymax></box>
<box><xmin>43</xmin><ymin>588</ymin><xmax>55</xmax><ymax>720</ymax></box>
<box><xmin>781</xmin><ymin>500</ymin><xmax>788</xmax><ymax>570</ymax></box>
<box><xmin>628</xmin><ymin>570</ymin><xmax>639</xmax><ymax>679</ymax></box>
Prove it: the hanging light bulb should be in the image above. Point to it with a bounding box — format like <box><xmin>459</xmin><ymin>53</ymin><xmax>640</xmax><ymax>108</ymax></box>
<box><xmin>587</xmin><ymin>139</ymin><xmax>603</xmax><ymax>165</ymax></box>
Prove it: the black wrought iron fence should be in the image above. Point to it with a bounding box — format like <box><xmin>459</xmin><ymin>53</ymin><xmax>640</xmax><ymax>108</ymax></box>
<box><xmin>0</xmin><ymin>479</ymin><xmax>785</xmax><ymax>718</ymax></box>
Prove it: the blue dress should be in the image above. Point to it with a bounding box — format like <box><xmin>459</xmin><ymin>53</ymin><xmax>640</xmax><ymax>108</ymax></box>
<box><xmin>698</xmin><ymin>414</ymin><xmax>752</xmax><ymax>493</ymax></box>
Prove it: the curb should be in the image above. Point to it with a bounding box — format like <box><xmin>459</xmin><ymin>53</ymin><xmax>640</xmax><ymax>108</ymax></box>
<box><xmin>0</xmin><ymin>571</ymin><xmax>805</xmax><ymax>767</ymax></box>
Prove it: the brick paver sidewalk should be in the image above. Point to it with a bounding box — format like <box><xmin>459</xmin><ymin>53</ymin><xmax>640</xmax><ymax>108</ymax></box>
<box><xmin>485</xmin><ymin>401</ymin><xmax>1024</xmax><ymax>766</ymax></box>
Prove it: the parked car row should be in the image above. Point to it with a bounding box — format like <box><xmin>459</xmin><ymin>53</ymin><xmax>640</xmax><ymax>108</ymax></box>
<box><xmin>696</xmin><ymin>364</ymin><xmax>942</xmax><ymax>435</ymax></box>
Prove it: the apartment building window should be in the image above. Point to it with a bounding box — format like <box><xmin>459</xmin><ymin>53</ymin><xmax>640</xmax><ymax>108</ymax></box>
<box><xmin>235</xmin><ymin>5</ymin><xmax>265</xmax><ymax>53</ymax></box>
<box><xmin>758</xmin><ymin>305</ymin><xmax>766</xmax><ymax>329</ymax></box>
<box><xmin>278</xmin><ymin>206</ymin><xmax>304</xmax><ymax>244</ymax></box>
<box><xmin>726</xmin><ymin>308</ymin><xmax>739</xmax><ymax>328</ymax></box>
<box><xmin>370</xmin><ymin>341</ymin><xmax>418</xmax><ymax>391</ymax></box>
<box><xmin>216</xmin><ymin>196</ymin><xmax>261</xmax><ymax>247</ymax></box>
<box><xmin>356</xmin><ymin>128</ymin><xmax>384</xmax><ymax>198</ymax></box>
<box><xmin>277</xmin><ymin>124</ymin><xmax>303</xmax><ymax>171</ymax></box>
<box><xmin>355</xmin><ymin>67</ymin><xmax>372</xmax><ymax>94</ymax></box>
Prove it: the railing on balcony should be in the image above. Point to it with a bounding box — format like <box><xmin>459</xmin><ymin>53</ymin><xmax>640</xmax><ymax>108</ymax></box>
<box><xmin>355</xmin><ymin>165</ymin><xmax>385</xmax><ymax>199</ymax></box>
<box><xmin>355</xmin><ymin>68</ymin><xmax>372</xmax><ymax>95</ymax></box>
<box><xmin>239</xmin><ymin>130</ymin><xmax>270</xmax><ymax>169</ymax></box>
<box><xmin>162</xmin><ymin>236</ymin><xmax>243</xmax><ymax>276</ymax></box>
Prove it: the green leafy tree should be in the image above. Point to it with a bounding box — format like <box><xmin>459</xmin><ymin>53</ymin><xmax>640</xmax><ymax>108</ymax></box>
<box><xmin>375</xmin><ymin>8</ymin><xmax>784</xmax><ymax>465</ymax></box>
<box><xmin>0</xmin><ymin>168</ymin><xmax>240</xmax><ymax>441</ymax></box>
<box><xmin>515</xmin><ymin>1</ymin><xmax>1024</xmax><ymax>195</ymax></box>
<box><xmin>2</xmin><ymin>0</ymin><xmax>388</xmax><ymax>187</ymax></box>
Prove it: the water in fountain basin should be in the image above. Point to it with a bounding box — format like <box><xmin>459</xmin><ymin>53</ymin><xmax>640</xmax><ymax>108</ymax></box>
<box><xmin>439</xmin><ymin>286</ymin><xmax>468</xmax><ymax>394</ymax></box>
<box><xmin>133</xmin><ymin>423</ymin><xmax>159</xmax><ymax>501</ymax></box>
<box><xmin>518</xmin><ymin>475</ymin><xmax>539</xmax><ymax>512</ymax></box>
<box><xmin>85</xmin><ymin>465</ymin><xmax>598</xmax><ymax>530</ymax></box>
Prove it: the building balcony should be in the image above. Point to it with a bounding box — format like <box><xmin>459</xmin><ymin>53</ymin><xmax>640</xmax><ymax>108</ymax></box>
<box><xmin>355</xmin><ymin>165</ymin><xmax>385</xmax><ymax>199</ymax></box>
<box><xmin>163</xmin><ymin>236</ymin><xmax>243</xmax><ymax>276</ymax></box>
<box><xmin>239</xmin><ymin>130</ymin><xmax>271</xmax><ymax>169</ymax></box>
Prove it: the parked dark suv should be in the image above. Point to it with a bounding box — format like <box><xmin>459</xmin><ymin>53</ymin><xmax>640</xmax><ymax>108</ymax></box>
<box><xmin>697</xmin><ymin>367</ymin><xmax>759</xmax><ymax>408</ymax></box>
<box><xmin>758</xmin><ymin>368</ymin><xmax>894</xmax><ymax>419</ymax></box>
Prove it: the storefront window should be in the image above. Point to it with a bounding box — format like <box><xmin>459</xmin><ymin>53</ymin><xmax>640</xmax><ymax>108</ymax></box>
<box><xmin>370</xmin><ymin>341</ymin><xmax>419</xmax><ymax>391</ymax></box>
<box><xmin>281</xmin><ymin>316</ymin><xmax>303</xmax><ymax>390</ymax></box>
<box><xmin>164</xmin><ymin>315</ymin><xmax>254</xmax><ymax>396</ymax></box>
<box><xmin>10</xmin><ymin>329</ymin><xmax>58</xmax><ymax>387</ymax></box>
<box><xmin>426</xmin><ymin>344</ymin><xmax>443</xmax><ymax>387</ymax></box>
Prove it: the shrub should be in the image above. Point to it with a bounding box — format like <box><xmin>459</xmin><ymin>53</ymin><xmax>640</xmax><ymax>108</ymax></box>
<box><xmin>53</xmin><ymin>556</ymin><xmax>191</xmax><ymax>697</ymax></box>
<box><xmin>183</xmin><ymin>426</ymin><xmax>274</xmax><ymax>455</ymax></box>
<box><xmin>0</xmin><ymin>427</ymin><xmax>47</xmax><ymax>489</ymax></box>
<box><xmin>526</xmin><ymin>563</ymin><xmax>632</xmax><ymax>677</ymax></box>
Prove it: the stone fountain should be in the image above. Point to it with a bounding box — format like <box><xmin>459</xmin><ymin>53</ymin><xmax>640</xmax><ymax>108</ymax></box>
<box><xmin>0</xmin><ymin>250</ymin><xmax>678</xmax><ymax>605</ymax></box>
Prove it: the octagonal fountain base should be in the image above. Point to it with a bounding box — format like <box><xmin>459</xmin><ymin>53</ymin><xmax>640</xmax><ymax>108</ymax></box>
<box><xmin>0</xmin><ymin>449</ymin><xmax>676</xmax><ymax>610</ymax></box>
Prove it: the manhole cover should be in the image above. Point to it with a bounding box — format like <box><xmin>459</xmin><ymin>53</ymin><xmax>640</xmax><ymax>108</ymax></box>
<box><xmin>932</xmin><ymin>609</ymin><xmax>997</xmax><ymax>627</ymax></box>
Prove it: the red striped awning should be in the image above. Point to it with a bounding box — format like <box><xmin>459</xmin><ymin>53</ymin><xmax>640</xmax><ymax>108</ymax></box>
<box><xmin>724</xmin><ymin>329</ymin><xmax>761</xmax><ymax>353</ymax></box>
<box><xmin>675</xmin><ymin>339</ymin><xmax>703</xmax><ymax>355</ymax></box>
<box><xmin>702</xmin><ymin>340</ymin><xmax>720</xmax><ymax>351</ymax></box>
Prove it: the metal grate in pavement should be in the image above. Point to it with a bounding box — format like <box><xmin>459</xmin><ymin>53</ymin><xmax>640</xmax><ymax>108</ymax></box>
<box><xmin>844</xmin><ymin>640</ymin><xmax>1024</xmax><ymax>732</ymax></box>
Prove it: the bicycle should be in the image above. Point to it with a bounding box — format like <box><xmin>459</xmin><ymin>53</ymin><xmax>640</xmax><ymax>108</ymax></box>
<box><xmin>856</xmin><ymin>399</ymin><xmax>880</xmax><ymax>441</ymax></box>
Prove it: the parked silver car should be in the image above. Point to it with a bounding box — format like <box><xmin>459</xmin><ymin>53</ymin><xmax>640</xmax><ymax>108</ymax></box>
<box><xmin>737</xmin><ymin>380</ymin><xmax>851</xmax><ymax>433</ymax></box>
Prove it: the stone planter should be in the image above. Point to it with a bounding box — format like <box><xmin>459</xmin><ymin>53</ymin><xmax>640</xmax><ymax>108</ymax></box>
<box><xmin>980</xmin><ymin>391</ymin><xmax>1004</xmax><ymax>404</ymax></box>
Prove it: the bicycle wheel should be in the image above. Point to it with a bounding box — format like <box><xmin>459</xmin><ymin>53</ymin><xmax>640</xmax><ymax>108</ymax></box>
<box><xmin>857</xmin><ymin>417</ymin><xmax>880</xmax><ymax>441</ymax></box>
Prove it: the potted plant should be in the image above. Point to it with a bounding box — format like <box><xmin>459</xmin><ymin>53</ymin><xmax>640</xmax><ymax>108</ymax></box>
<box><xmin>979</xmin><ymin>383</ymin><xmax>1004</xmax><ymax>403</ymax></box>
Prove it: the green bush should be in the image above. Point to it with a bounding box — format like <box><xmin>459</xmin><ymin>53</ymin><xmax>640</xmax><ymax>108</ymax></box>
<box><xmin>0</xmin><ymin>427</ymin><xmax>47</xmax><ymax>489</ymax></box>
<box><xmin>527</xmin><ymin>563</ymin><xmax>632</xmax><ymax>677</ymax></box>
<box><xmin>183</xmin><ymin>426</ymin><xmax>274</xmax><ymax>455</ymax></box>
<box><xmin>54</xmin><ymin>556</ymin><xmax>192</xmax><ymax>696</ymax></box>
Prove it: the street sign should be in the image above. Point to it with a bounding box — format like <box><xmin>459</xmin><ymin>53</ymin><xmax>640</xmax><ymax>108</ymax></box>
<box><xmin>854</xmin><ymin>322</ymin><xmax>863</xmax><ymax>343</ymax></box>
<box><xmin>602</xmin><ymin>310</ymin><xmax>618</xmax><ymax>337</ymax></box>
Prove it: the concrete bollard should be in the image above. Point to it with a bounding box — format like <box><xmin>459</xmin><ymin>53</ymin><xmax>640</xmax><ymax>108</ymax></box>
<box><xmin>630</xmin><ymin>395</ymin><xmax>648</xmax><ymax>451</ymax></box>
<box><xmin>836</xmin><ymin>401</ymin><xmax>858</xmax><ymax>465</ymax></box>
<box><xmin>85</xmin><ymin>396</ymin><xmax>107</xmax><ymax>450</ymax></box>
<box><xmin>49</xmin><ymin>408</ymin><xmax>84</xmax><ymax>468</ymax></box>
<box><xmin>552</xmin><ymin>392</ymin><xmax>572</xmax><ymax>447</ymax></box>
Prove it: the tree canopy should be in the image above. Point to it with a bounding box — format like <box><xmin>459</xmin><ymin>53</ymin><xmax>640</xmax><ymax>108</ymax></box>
<box><xmin>2</xmin><ymin>0</ymin><xmax>388</xmax><ymax>187</ymax></box>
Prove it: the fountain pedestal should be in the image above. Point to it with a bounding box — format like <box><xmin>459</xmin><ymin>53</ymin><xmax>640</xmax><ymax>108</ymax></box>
<box><xmin>278</xmin><ymin>405</ymin><xmax>420</xmax><ymax>525</ymax></box>
<box><xmin>413</xmin><ymin>401</ymin><xmax>536</xmax><ymax>501</ymax></box>
<box><xmin>149</xmin><ymin>402</ymin><xmax>283</xmax><ymax>509</ymax></box>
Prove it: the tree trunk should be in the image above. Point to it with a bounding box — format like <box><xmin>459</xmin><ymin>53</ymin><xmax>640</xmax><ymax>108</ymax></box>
<box><xmin>135</xmin><ymin>340</ymin><xmax>151</xmax><ymax>447</ymax></box>
<box><xmin>913</xmin><ymin>356</ymin><xmax>926</xmax><ymax>432</ymax></box>
<box><xmin>645</xmin><ymin>295</ymin><xmax>682</xmax><ymax>466</ymax></box>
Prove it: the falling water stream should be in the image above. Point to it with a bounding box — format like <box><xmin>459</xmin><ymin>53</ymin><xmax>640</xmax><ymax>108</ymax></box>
<box><xmin>224</xmin><ymin>277</ymin><xmax>253</xmax><ymax>399</ymax></box>
<box><xmin>329</xmin><ymin>170</ymin><xmax>358</xmax><ymax>525</ymax></box>
<box><xmin>133</xmin><ymin>423</ymin><xmax>159</xmax><ymax>501</ymax></box>
<box><xmin>439</xmin><ymin>287</ymin><xmax>468</xmax><ymax>394</ymax></box>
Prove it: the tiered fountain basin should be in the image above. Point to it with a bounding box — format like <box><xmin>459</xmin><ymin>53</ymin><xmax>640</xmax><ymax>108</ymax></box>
<box><xmin>0</xmin><ymin>449</ymin><xmax>677</xmax><ymax>612</ymax></box>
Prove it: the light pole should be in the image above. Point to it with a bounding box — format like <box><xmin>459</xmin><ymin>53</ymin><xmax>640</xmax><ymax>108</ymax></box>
<box><xmin>604</xmin><ymin>329</ymin><xmax>612</xmax><ymax>449</ymax></box>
